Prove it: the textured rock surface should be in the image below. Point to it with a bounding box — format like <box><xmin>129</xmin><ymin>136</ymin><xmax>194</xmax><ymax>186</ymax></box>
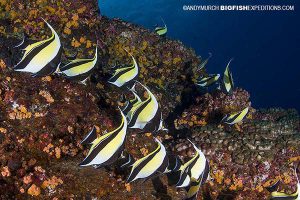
<box><xmin>0</xmin><ymin>0</ymin><xmax>299</xmax><ymax>199</ymax></box>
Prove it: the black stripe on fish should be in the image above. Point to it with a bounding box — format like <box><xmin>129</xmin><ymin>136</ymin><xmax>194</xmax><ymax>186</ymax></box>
<box><xmin>93</xmin><ymin>142</ymin><xmax>125</xmax><ymax>169</ymax></box>
<box><xmin>223</xmin><ymin>112</ymin><xmax>241</xmax><ymax>124</ymax></box>
<box><xmin>197</xmin><ymin>76</ymin><xmax>215</xmax><ymax>85</ymax></box>
<box><xmin>32</xmin><ymin>46</ymin><xmax>63</xmax><ymax>77</ymax></box>
<box><xmin>271</xmin><ymin>196</ymin><xmax>298</xmax><ymax>200</ymax></box>
<box><xmin>63</xmin><ymin>68</ymin><xmax>95</xmax><ymax>82</ymax></box>
<box><xmin>223</xmin><ymin>68</ymin><xmax>234</xmax><ymax>94</ymax></box>
<box><xmin>200</xmin><ymin>160</ymin><xmax>210</xmax><ymax>185</ymax></box>
<box><xmin>176</xmin><ymin>153</ymin><xmax>200</xmax><ymax>187</ymax></box>
<box><xmin>141</xmin><ymin>154</ymin><xmax>169</xmax><ymax>183</ymax></box>
<box><xmin>187</xmin><ymin>153</ymin><xmax>200</xmax><ymax>175</ymax></box>
<box><xmin>79</xmin><ymin>121</ymin><xmax>125</xmax><ymax>166</ymax></box>
<box><xmin>122</xmin><ymin>103</ymin><xmax>133</xmax><ymax>116</ymax></box>
<box><xmin>81</xmin><ymin>126</ymin><xmax>97</xmax><ymax>145</ymax></box>
<box><xmin>126</xmin><ymin>145</ymin><xmax>161</xmax><ymax>183</ymax></box>
<box><xmin>155</xmin><ymin>27</ymin><xmax>166</xmax><ymax>32</ymax></box>
<box><xmin>108</xmin><ymin>65</ymin><xmax>135</xmax><ymax>83</ymax></box>
<box><xmin>167</xmin><ymin>155</ymin><xmax>181</xmax><ymax>172</ymax></box>
<box><xmin>185</xmin><ymin>180</ymin><xmax>201</xmax><ymax>200</ymax></box>
<box><xmin>128</xmin><ymin>97</ymin><xmax>152</xmax><ymax>127</ymax></box>
<box><xmin>59</xmin><ymin>59</ymin><xmax>93</xmax><ymax>71</ymax></box>
<box><xmin>142</xmin><ymin>109</ymin><xmax>162</xmax><ymax>133</ymax></box>
<box><xmin>14</xmin><ymin>34</ymin><xmax>56</xmax><ymax>70</ymax></box>
<box><xmin>157</xmin><ymin>153</ymin><xmax>169</xmax><ymax>173</ymax></box>
<box><xmin>176</xmin><ymin>167</ymin><xmax>190</xmax><ymax>187</ymax></box>
<box><xmin>266</xmin><ymin>180</ymin><xmax>280</xmax><ymax>193</ymax></box>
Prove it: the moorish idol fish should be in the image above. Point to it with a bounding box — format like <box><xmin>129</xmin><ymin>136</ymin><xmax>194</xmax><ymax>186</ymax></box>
<box><xmin>266</xmin><ymin>167</ymin><xmax>299</xmax><ymax>200</ymax></box>
<box><xmin>80</xmin><ymin>126</ymin><xmax>97</xmax><ymax>145</ymax></box>
<box><xmin>126</xmin><ymin>138</ymin><xmax>169</xmax><ymax>183</ymax></box>
<box><xmin>197</xmin><ymin>53</ymin><xmax>212</xmax><ymax>72</ymax></box>
<box><xmin>155</xmin><ymin>18</ymin><xmax>168</xmax><ymax>37</ymax></box>
<box><xmin>176</xmin><ymin>140</ymin><xmax>207</xmax><ymax>188</ymax></box>
<box><xmin>128</xmin><ymin>82</ymin><xmax>159</xmax><ymax>129</ymax></box>
<box><xmin>14</xmin><ymin>19</ymin><xmax>62</xmax><ymax>77</ymax></box>
<box><xmin>196</xmin><ymin>74</ymin><xmax>220</xmax><ymax>87</ymax></box>
<box><xmin>221</xmin><ymin>107</ymin><xmax>249</xmax><ymax>125</ymax></box>
<box><xmin>223</xmin><ymin>59</ymin><xmax>234</xmax><ymax>94</ymax></box>
<box><xmin>185</xmin><ymin>160</ymin><xmax>210</xmax><ymax>200</ymax></box>
<box><xmin>108</xmin><ymin>50</ymin><xmax>139</xmax><ymax>88</ymax></box>
<box><xmin>79</xmin><ymin>109</ymin><xmax>127</xmax><ymax>168</ymax></box>
<box><xmin>59</xmin><ymin>46</ymin><xmax>98</xmax><ymax>82</ymax></box>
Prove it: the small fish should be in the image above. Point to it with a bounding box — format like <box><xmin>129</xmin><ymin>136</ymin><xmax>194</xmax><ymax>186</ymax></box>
<box><xmin>223</xmin><ymin>59</ymin><xmax>234</xmax><ymax>94</ymax></box>
<box><xmin>197</xmin><ymin>53</ymin><xmax>212</xmax><ymax>72</ymax></box>
<box><xmin>185</xmin><ymin>160</ymin><xmax>210</xmax><ymax>200</ymax></box>
<box><xmin>14</xmin><ymin>19</ymin><xmax>62</xmax><ymax>77</ymax></box>
<box><xmin>222</xmin><ymin>107</ymin><xmax>249</xmax><ymax>125</ymax></box>
<box><xmin>267</xmin><ymin>167</ymin><xmax>299</xmax><ymax>200</ymax></box>
<box><xmin>59</xmin><ymin>46</ymin><xmax>97</xmax><ymax>82</ymax></box>
<box><xmin>80</xmin><ymin>126</ymin><xmax>97</xmax><ymax>145</ymax></box>
<box><xmin>196</xmin><ymin>74</ymin><xmax>220</xmax><ymax>87</ymax></box>
<box><xmin>176</xmin><ymin>140</ymin><xmax>207</xmax><ymax>188</ymax></box>
<box><xmin>79</xmin><ymin>109</ymin><xmax>127</xmax><ymax>167</ymax></box>
<box><xmin>155</xmin><ymin>18</ymin><xmax>167</xmax><ymax>36</ymax></box>
<box><xmin>128</xmin><ymin>82</ymin><xmax>159</xmax><ymax>129</ymax></box>
<box><xmin>126</xmin><ymin>138</ymin><xmax>169</xmax><ymax>183</ymax></box>
<box><xmin>108</xmin><ymin>50</ymin><xmax>139</xmax><ymax>87</ymax></box>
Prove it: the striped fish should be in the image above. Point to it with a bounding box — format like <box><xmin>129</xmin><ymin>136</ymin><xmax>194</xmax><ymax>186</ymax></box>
<box><xmin>108</xmin><ymin>51</ymin><xmax>139</xmax><ymax>87</ymax></box>
<box><xmin>126</xmin><ymin>138</ymin><xmax>169</xmax><ymax>183</ymax></box>
<box><xmin>59</xmin><ymin>46</ymin><xmax>98</xmax><ymax>82</ymax></box>
<box><xmin>79</xmin><ymin>109</ymin><xmax>127</xmax><ymax>168</ymax></box>
<box><xmin>267</xmin><ymin>167</ymin><xmax>299</xmax><ymax>200</ymax></box>
<box><xmin>176</xmin><ymin>140</ymin><xmax>207</xmax><ymax>188</ymax></box>
<box><xmin>196</xmin><ymin>74</ymin><xmax>220</xmax><ymax>87</ymax></box>
<box><xmin>222</xmin><ymin>107</ymin><xmax>249</xmax><ymax>125</ymax></box>
<box><xmin>186</xmin><ymin>160</ymin><xmax>210</xmax><ymax>200</ymax></box>
<box><xmin>128</xmin><ymin>82</ymin><xmax>159</xmax><ymax>129</ymax></box>
<box><xmin>155</xmin><ymin>18</ymin><xmax>167</xmax><ymax>36</ymax></box>
<box><xmin>223</xmin><ymin>59</ymin><xmax>234</xmax><ymax>94</ymax></box>
<box><xmin>14</xmin><ymin>19</ymin><xmax>62</xmax><ymax>77</ymax></box>
<box><xmin>197</xmin><ymin>53</ymin><xmax>212</xmax><ymax>72</ymax></box>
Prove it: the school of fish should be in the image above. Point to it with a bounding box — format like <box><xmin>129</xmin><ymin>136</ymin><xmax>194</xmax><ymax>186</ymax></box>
<box><xmin>11</xmin><ymin>18</ymin><xmax>298</xmax><ymax>200</ymax></box>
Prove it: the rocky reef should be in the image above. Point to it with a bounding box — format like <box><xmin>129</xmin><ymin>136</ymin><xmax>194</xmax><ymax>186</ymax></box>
<box><xmin>0</xmin><ymin>0</ymin><xmax>299</xmax><ymax>199</ymax></box>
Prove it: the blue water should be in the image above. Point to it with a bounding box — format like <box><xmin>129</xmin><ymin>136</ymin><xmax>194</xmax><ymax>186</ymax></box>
<box><xmin>99</xmin><ymin>0</ymin><xmax>300</xmax><ymax>111</ymax></box>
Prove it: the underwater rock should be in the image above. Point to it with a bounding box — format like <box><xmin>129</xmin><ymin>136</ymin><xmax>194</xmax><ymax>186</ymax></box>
<box><xmin>171</xmin><ymin>108</ymin><xmax>300</xmax><ymax>199</ymax></box>
<box><xmin>0</xmin><ymin>0</ymin><xmax>299</xmax><ymax>199</ymax></box>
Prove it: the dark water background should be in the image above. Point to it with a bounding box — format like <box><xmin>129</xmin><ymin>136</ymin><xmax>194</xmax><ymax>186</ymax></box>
<box><xmin>99</xmin><ymin>0</ymin><xmax>300</xmax><ymax>111</ymax></box>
